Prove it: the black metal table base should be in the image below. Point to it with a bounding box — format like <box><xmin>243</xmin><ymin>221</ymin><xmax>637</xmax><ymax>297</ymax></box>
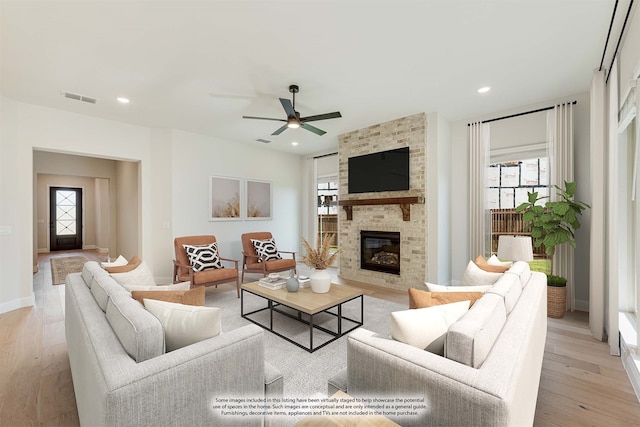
<box><xmin>241</xmin><ymin>289</ymin><xmax>364</xmax><ymax>353</ymax></box>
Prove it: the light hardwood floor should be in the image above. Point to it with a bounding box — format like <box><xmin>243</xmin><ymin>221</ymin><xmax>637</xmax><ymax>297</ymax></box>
<box><xmin>0</xmin><ymin>250</ymin><xmax>638</xmax><ymax>426</ymax></box>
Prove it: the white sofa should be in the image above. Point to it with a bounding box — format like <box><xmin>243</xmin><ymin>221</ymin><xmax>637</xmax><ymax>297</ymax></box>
<box><xmin>328</xmin><ymin>261</ymin><xmax>547</xmax><ymax>427</ymax></box>
<box><xmin>65</xmin><ymin>261</ymin><xmax>283</xmax><ymax>427</ymax></box>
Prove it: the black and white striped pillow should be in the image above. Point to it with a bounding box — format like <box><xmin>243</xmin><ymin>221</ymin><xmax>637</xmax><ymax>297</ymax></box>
<box><xmin>182</xmin><ymin>242</ymin><xmax>222</xmax><ymax>271</ymax></box>
<box><xmin>250</xmin><ymin>238</ymin><xmax>282</xmax><ymax>262</ymax></box>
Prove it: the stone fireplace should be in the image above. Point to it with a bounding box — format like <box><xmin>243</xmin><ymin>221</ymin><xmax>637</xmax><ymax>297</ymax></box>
<box><xmin>338</xmin><ymin>113</ymin><xmax>427</xmax><ymax>291</ymax></box>
<box><xmin>360</xmin><ymin>230</ymin><xmax>401</xmax><ymax>275</ymax></box>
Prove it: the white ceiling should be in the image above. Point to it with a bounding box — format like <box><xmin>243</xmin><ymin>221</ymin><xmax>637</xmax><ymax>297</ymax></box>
<box><xmin>0</xmin><ymin>1</ymin><xmax>615</xmax><ymax>155</ymax></box>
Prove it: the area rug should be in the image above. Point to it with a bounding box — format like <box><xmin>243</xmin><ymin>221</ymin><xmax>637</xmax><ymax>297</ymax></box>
<box><xmin>207</xmin><ymin>288</ymin><xmax>406</xmax><ymax>401</ymax></box>
<box><xmin>50</xmin><ymin>256</ymin><xmax>88</xmax><ymax>285</ymax></box>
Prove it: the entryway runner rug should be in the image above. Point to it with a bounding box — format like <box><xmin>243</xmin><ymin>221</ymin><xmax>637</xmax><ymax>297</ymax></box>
<box><xmin>51</xmin><ymin>256</ymin><xmax>88</xmax><ymax>285</ymax></box>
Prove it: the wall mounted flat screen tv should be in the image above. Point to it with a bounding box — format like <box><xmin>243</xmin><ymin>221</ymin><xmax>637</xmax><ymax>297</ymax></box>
<box><xmin>348</xmin><ymin>147</ymin><xmax>410</xmax><ymax>194</ymax></box>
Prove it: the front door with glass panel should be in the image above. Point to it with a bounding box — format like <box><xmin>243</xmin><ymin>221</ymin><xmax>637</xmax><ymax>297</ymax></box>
<box><xmin>50</xmin><ymin>187</ymin><xmax>83</xmax><ymax>251</ymax></box>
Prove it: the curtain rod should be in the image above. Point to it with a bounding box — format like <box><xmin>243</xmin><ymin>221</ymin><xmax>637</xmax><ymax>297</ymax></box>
<box><xmin>313</xmin><ymin>152</ymin><xmax>338</xmax><ymax>159</ymax></box>
<box><xmin>467</xmin><ymin>100</ymin><xmax>577</xmax><ymax>126</ymax></box>
<box><xmin>606</xmin><ymin>0</ymin><xmax>634</xmax><ymax>83</ymax></box>
<box><xmin>600</xmin><ymin>0</ymin><xmax>619</xmax><ymax>71</ymax></box>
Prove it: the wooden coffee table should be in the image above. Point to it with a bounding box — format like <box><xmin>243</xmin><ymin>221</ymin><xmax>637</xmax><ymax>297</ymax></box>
<box><xmin>241</xmin><ymin>282</ymin><xmax>364</xmax><ymax>353</ymax></box>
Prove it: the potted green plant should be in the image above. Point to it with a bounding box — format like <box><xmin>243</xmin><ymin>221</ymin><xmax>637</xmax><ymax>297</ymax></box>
<box><xmin>516</xmin><ymin>181</ymin><xmax>590</xmax><ymax>318</ymax></box>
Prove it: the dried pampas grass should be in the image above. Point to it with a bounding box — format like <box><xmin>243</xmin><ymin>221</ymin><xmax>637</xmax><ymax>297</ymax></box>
<box><xmin>301</xmin><ymin>234</ymin><xmax>339</xmax><ymax>270</ymax></box>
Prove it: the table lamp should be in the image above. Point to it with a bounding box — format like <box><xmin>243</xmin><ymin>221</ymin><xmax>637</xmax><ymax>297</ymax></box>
<box><xmin>497</xmin><ymin>235</ymin><xmax>534</xmax><ymax>262</ymax></box>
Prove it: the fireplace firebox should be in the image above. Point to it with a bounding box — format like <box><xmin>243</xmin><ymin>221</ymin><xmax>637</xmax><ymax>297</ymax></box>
<box><xmin>360</xmin><ymin>230</ymin><xmax>400</xmax><ymax>275</ymax></box>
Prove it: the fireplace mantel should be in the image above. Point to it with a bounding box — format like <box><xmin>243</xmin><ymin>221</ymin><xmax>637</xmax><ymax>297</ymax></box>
<box><xmin>338</xmin><ymin>196</ymin><xmax>424</xmax><ymax>221</ymax></box>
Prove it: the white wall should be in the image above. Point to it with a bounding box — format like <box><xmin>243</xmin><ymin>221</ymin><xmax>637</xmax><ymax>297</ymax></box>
<box><xmin>451</xmin><ymin>91</ymin><xmax>592</xmax><ymax>309</ymax></box>
<box><xmin>0</xmin><ymin>99</ymin><xmax>307</xmax><ymax>313</ymax></box>
<box><xmin>94</xmin><ymin>178</ymin><xmax>110</xmax><ymax>252</ymax></box>
<box><xmin>115</xmin><ymin>160</ymin><xmax>140</xmax><ymax>260</ymax></box>
<box><xmin>149</xmin><ymin>129</ymin><xmax>174</xmax><ymax>282</ymax></box>
<box><xmin>427</xmin><ymin>112</ymin><xmax>452</xmax><ymax>283</ymax></box>
<box><xmin>0</xmin><ymin>97</ymin><xmax>29</xmax><ymax>312</ymax></box>
<box><xmin>489</xmin><ymin>111</ymin><xmax>547</xmax><ymax>150</ymax></box>
<box><xmin>316</xmin><ymin>153</ymin><xmax>338</xmax><ymax>178</ymax></box>
<box><xmin>170</xmin><ymin>129</ymin><xmax>304</xmax><ymax>267</ymax></box>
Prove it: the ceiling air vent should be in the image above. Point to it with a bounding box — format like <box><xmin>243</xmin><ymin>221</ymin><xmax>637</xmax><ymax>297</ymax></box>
<box><xmin>256</xmin><ymin>138</ymin><xmax>271</xmax><ymax>144</ymax></box>
<box><xmin>61</xmin><ymin>91</ymin><xmax>98</xmax><ymax>104</ymax></box>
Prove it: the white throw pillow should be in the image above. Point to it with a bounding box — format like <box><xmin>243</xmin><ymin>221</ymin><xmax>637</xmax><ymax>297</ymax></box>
<box><xmin>124</xmin><ymin>282</ymin><xmax>191</xmax><ymax>292</ymax></box>
<box><xmin>143</xmin><ymin>299</ymin><xmax>221</xmax><ymax>351</ymax></box>
<box><xmin>101</xmin><ymin>255</ymin><xmax>128</xmax><ymax>268</ymax></box>
<box><xmin>487</xmin><ymin>254</ymin><xmax>512</xmax><ymax>267</ymax></box>
<box><xmin>460</xmin><ymin>260</ymin><xmax>503</xmax><ymax>287</ymax></box>
<box><xmin>110</xmin><ymin>261</ymin><xmax>156</xmax><ymax>289</ymax></box>
<box><xmin>425</xmin><ymin>282</ymin><xmax>493</xmax><ymax>293</ymax></box>
<box><xmin>391</xmin><ymin>300</ymin><xmax>471</xmax><ymax>354</ymax></box>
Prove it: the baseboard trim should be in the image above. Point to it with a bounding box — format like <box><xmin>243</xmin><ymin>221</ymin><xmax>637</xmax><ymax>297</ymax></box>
<box><xmin>37</xmin><ymin>248</ymin><xmax>49</xmax><ymax>254</ymax></box>
<box><xmin>0</xmin><ymin>293</ymin><xmax>35</xmax><ymax>314</ymax></box>
<box><xmin>96</xmin><ymin>247</ymin><xmax>110</xmax><ymax>254</ymax></box>
<box><xmin>620</xmin><ymin>335</ymin><xmax>640</xmax><ymax>402</ymax></box>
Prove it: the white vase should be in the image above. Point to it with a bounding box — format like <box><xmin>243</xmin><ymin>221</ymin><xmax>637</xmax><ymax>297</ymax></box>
<box><xmin>310</xmin><ymin>269</ymin><xmax>331</xmax><ymax>293</ymax></box>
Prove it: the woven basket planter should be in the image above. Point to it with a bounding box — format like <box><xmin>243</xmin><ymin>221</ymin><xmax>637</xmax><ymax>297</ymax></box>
<box><xmin>547</xmin><ymin>286</ymin><xmax>566</xmax><ymax>319</ymax></box>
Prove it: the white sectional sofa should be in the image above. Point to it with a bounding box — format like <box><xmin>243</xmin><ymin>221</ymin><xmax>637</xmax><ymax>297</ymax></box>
<box><xmin>328</xmin><ymin>261</ymin><xmax>547</xmax><ymax>427</ymax></box>
<box><xmin>65</xmin><ymin>261</ymin><xmax>282</xmax><ymax>427</ymax></box>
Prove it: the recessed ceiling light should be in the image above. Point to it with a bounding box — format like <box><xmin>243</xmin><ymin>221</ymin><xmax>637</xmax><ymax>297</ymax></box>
<box><xmin>117</xmin><ymin>97</ymin><xmax>130</xmax><ymax>104</ymax></box>
<box><xmin>477</xmin><ymin>87</ymin><xmax>491</xmax><ymax>94</ymax></box>
<box><xmin>291</xmin><ymin>141</ymin><xmax>299</xmax><ymax>146</ymax></box>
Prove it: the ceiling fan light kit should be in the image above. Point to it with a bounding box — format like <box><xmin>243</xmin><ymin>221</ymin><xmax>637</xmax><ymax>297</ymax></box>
<box><xmin>242</xmin><ymin>84</ymin><xmax>341</xmax><ymax>136</ymax></box>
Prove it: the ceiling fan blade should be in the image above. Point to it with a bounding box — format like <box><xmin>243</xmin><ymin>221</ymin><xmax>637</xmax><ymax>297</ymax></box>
<box><xmin>242</xmin><ymin>115</ymin><xmax>286</xmax><ymax>122</ymax></box>
<box><xmin>300</xmin><ymin>111</ymin><xmax>342</xmax><ymax>122</ymax></box>
<box><xmin>301</xmin><ymin>122</ymin><xmax>326</xmax><ymax>136</ymax></box>
<box><xmin>279</xmin><ymin>98</ymin><xmax>296</xmax><ymax>118</ymax></box>
<box><xmin>271</xmin><ymin>123</ymin><xmax>289</xmax><ymax>136</ymax></box>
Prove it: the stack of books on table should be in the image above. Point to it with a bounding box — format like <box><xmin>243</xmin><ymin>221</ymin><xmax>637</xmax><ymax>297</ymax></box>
<box><xmin>258</xmin><ymin>277</ymin><xmax>286</xmax><ymax>290</ymax></box>
<box><xmin>297</xmin><ymin>276</ymin><xmax>311</xmax><ymax>288</ymax></box>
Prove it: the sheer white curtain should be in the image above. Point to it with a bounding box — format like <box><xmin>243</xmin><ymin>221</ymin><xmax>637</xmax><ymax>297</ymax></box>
<box><xmin>547</xmin><ymin>103</ymin><xmax>575</xmax><ymax>311</ymax></box>
<box><xmin>590</xmin><ymin>69</ymin><xmax>607</xmax><ymax>341</ymax></box>
<box><xmin>606</xmin><ymin>61</ymin><xmax>620</xmax><ymax>353</ymax></box>
<box><xmin>469</xmin><ymin>122</ymin><xmax>490</xmax><ymax>259</ymax></box>
<box><xmin>303</xmin><ymin>156</ymin><xmax>318</xmax><ymax>248</ymax></box>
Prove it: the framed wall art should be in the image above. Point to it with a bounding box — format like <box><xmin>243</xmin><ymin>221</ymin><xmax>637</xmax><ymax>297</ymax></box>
<box><xmin>245</xmin><ymin>179</ymin><xmax>272</xmax><ymax>220</ymax></box>
<box><xmin>209</xmin><ymin>176</ymin><xmax>242</xmax><ymax>221</ymax></box>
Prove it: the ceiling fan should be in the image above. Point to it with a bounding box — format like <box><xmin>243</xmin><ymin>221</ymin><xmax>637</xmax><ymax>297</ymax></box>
<box><xmin>242</xmin><ymin>84</ymin><xmax>342</xmax><ymax>136</ymax></box>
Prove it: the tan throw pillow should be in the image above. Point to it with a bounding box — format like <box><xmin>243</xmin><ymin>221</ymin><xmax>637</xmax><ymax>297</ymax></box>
<box><xmin>131</xmin><ymin>286</ymin><xmax>205</xmax><ymax>307</ymax></box>
<box><xmin>409</xmin><ymin>288</ymin><xmax>483</xmax><ymax>309</ymax></box>
<box><xmin>105</xmin><ymin>256</ymin><xmax>142</xmax><ymax>273</ymax></box>
<box><xmin>474</xmin><ymin>255</ymin><xmax>509</xmax><ymax>273</ymax></box>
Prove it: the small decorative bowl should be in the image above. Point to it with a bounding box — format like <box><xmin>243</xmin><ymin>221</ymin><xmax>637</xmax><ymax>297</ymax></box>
<box><xmin>268</xmin><ymin>273</ymin><xmax>280</xmax><ymax>280</ymax></box>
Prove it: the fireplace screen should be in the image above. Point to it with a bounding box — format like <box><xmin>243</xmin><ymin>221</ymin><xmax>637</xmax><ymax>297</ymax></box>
<box><xmin>360</xmin><ymin>230</ymin><xmax>400</xmax><ymax>275</ymax></box>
